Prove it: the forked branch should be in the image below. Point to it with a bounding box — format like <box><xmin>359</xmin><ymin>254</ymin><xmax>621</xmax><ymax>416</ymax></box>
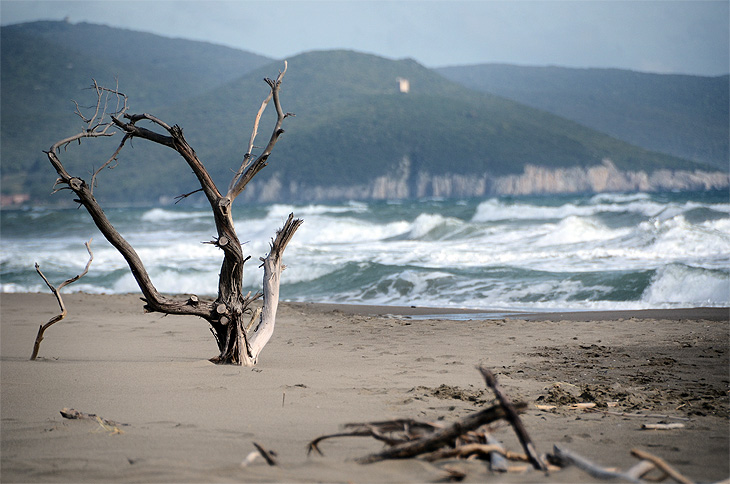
<box><xmin>30</xmin><ymin>240</ymin><xmax>94</xmax><ymax>360</ymax></box>
<box><xmin>227</xmin><ymin>61</ymin><xmax>291</xmax><ymax>201</ymax></box>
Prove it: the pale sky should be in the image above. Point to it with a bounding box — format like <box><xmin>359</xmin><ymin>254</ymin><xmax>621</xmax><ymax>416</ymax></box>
<box><xmin>1</xmin><ymin>0</ymin><xmax>728</xmax><ymax>75</ymax></box>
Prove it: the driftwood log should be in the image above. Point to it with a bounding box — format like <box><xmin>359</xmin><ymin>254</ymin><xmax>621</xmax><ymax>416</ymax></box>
<box><xmin>44</xmin><ymin>65</ymin><xmax>300</xmax><ymax>365</ymax></box>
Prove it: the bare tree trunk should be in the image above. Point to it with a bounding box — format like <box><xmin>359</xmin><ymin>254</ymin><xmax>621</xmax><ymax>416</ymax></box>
<box><xmin>241</xmin><ymin>213</ymin><xmax>303</xmax><ymax>366</ymax></box>
<box><xmin>44</xmin><ymin>66</ymin><xmax>299</xmax><ymax>365</ymax></box>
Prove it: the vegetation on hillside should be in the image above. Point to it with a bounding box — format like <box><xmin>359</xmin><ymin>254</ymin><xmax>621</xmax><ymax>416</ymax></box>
<box><xmin>0</xmin><ymin>21</ymin><xmax>272</xmax><ymax>201</ymax></box>
<box><xmin>0</xmin><ymin>22</ymin><xmax>719</xmax><ymax>205</ymax></box>
<box><xmin>438</xmin><ymin>64</ymin><xmax>729</xmax><ymax>169</ymax></box>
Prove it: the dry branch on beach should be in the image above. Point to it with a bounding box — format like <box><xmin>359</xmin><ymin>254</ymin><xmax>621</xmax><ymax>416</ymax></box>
<box><xmin>308</xmin><ymin>366</ymin><xmax>539</xmax><ymax>467</ymax></box>
<box><xmin>30</xmin><ymin>240</ymin><xmax>93</xmax><ymax>360</ymax></box>
<box><xmin>306</xmin><ymin>366</ymin><xmax>708</xmax><ymax>483</ymax></box>
<box><xmin>42</xmin><ymin>65</ymin><xmax>300</xmax><ymax>365</ymax></box>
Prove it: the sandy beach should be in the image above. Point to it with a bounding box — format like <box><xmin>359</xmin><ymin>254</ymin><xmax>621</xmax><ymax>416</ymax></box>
<box><xmin>1</xmin><ymin>293</ymin><xmax>728</xmax><ymax>483</ymax></box>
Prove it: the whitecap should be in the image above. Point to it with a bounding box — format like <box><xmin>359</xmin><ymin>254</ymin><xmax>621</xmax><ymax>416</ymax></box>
<box><xmin>140</xmin><ymin>208</ymin><xmax>208</xmax><ymax>222</ymax></box>
<box><xmin>642</xmin><ymin>264</ymin><xmax>729</xmax><ymax>307</ymax></box>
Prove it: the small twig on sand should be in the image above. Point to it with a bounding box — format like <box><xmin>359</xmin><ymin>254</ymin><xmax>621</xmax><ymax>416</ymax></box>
<box><xmin>253</xmin><ymin>442</ymin><xmax>278</xmax><ymax>466</ymax></box>
<box><xmin>641</xmin><ymin>423</ymin><xmax>686</xmax><ymax>430</ymax></box>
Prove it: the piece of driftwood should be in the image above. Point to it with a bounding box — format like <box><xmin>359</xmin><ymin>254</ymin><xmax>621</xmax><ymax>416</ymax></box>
<box><xmin>641</xmin><ymin>423</ymin><xmax>686</xmax><ymax>430</ymax></box>
<box><xmin>625</xmin><ymin>460</ymin><xmax>663</xmax><ymax>481</ymax></box>
<box><xmin>485</xmin><ymin>433</ymin><xmax>510</xmax><ymax>472</ymax></box>
<box><xmin>630</xmin><ymin>448</ymin><xmax>694</xmax><ymax>484</ymax></box>
<box><xmin>305</xmin><ymin>366</ymin><xmax>710</xmax><ymax>483</ymax></box>
<box><xmin>585</xmin><ymin>408</ymin><xmax>690</xmax><ymax>421</ymax></box>
<box><xmin>30</xmin><ymin>240</ymin><xmax>93</xmax><ymax>360</ymax></box>
<box><xmin>478</xmin><ymin>366</ymin><xmax>547</xmax><ymax>471</ymax></box>
<box><xmin>60</xmin><ymin>408</ymin><xmax>128</xmax><ymax>428</ymax></box>
<box><xmin>308</xmin><ymin>367</ymin><xmax>536</xmax><ymax>467</ymax></box>
<box><xmin>308</xmin><ymin>419</ymin><xmax>443</xmax><ymax>455</ymax></box>
<box><xmin>552</xmin><ymin>445</ymin><xmax>644</xmax><ymax>484</ymax></box>
<box><xmin>552</xmin><ymin>445</ymin><xmax>700</xmax><ymax>484</ymax></box>
<box><xmin>308</xmin><ymin>404</ymin><xmax>526</xmax><ymax>465</ymax></box>
<box><xmin>422</xmin><ymin>443</ymin><xmax>529</xmax><ymax>463</ymax></box>
<box><xmin>252</xmin><ymin>442</ymin><xmax>278</xmax><ymax>466</ymax></box>
<box><xmin>356</xmin><ymin>403</ymin><xmax>523</xmax><ymax>464</ymax></box>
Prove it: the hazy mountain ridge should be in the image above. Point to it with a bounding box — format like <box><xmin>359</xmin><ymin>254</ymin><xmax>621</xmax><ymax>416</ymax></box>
<box><xmin>148</xmin><ymin>50</ymin><xmax>727</xmax><ymax>202</ymax></box>
<box><xmin>1</xmin><ymin>21</ymin><xmax>726</xmax><ymax>205</ymax></box>
<box><xmin>437</xmin><ymin>64</ymin><xmax>729</xmax><ymax>169</ymax></box>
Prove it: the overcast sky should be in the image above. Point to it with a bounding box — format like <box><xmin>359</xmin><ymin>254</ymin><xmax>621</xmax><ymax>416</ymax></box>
<box><xmin>1</xmin><ymin>0</ymin><xmax>728</xmax><ymax>76</ymax></box>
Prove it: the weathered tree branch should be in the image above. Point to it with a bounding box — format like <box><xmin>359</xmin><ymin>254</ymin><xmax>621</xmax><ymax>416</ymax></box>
<box><xmin>30</xmin><ymin>240</ymin><xmax>94</xmax><ymax>360</ymax></box>
<box><xmin>46</xmin><ymin>149</ymin><xmax>216</xmax><ymax>318</ymax></box>
<box><xmin>227</xmin><ymin>61</ymin><xmax>290</xmax><ymax>201</ymax></box>
<box><xmin>479</xmin><ymin>366</ymin><xmax>547</xmax><ymax>471</ymax></box>
<box><xmin>421</xmin><ymin>443</ymin><xmax>529</xmax><ymax>463</ymax></box>
<box><xmin>630</xmin><ymin>448</ymin><xmax>694</xmax><ymax>484</ymax></box>
<box><xmin>242</xmin><ymin>213</ymin><xmax>303</xmax><ymax>366</ymax></box>
<box><xmin>552</xmin><ymin>446</ymin><xmax>644</xmax><ymax>484</ymax></box>
<box><xmin>355</xmin><ymin>403</ymin><xmax>524</xmax><ymax>464</ymax></box>
<box><xmin>308</xmin><ymin>419</ymin><xmax>443</xmax><ymax>456</ymax></box>
<box><xmin>45</xmin><ymin>64</ymin><xmax>298</xmax><ymax>364</ymax></box>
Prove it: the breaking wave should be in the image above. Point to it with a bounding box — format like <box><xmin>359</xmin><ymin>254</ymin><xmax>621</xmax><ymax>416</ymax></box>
<box><xmin>2</xmin><ymin>191</ymin><xmax>728</xmax><ymax>310</ymax></box>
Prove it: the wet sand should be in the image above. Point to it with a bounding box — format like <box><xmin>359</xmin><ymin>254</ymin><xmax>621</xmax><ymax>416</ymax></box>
<box><xmin>1</xmin><ymin>293</ymin><xmax>728</xmax><ymax>482</ymax></box>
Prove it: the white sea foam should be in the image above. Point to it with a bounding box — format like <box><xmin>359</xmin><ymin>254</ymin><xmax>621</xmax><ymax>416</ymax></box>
<box><xmin>141</xmin><ymin>208</ymin><xmax>209</xmax><ymax>222</ymax></box>
<box><xmin>3</xmin><ymin>192</ymin><xmax>728</xmax><ymax>309</ymax></box>
<box><xmin>642</xmin><ymin>264</ymin><xmax>729</xmax><ymax>306</ymax></box>
<box><xmin>537</xmin><ymin>216</ymin><xmax>630</xmax><ymax>246</ymax></box>
<box><xmin>267</xmin><ymin>201</ymin><xmax>368</xmax><ymax>219</ymax></box>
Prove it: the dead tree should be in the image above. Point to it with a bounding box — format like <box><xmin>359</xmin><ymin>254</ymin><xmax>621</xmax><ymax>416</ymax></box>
<box><xmin>44</xmin><ymin>64</ymin><xmax>301</xmax><ymax>365</ymax></box>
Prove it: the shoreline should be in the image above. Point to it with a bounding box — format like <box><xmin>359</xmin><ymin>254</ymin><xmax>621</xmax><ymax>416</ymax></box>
<box><xmin>284</xmin><ymin>300</ymin><xmax>730</xmax><ymax>321</ymax></box>
<box><xmin>1</xmin><ymin>293</ymin><xmax>728</xmax><ymax>482</ymax></box>
<box><xmin>5</xmin><ymin>291</ymin><xmax>728</xmax><ymax>321</ymax></box>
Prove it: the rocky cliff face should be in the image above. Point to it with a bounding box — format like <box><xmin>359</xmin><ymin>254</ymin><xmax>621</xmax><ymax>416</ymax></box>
<box><xmin>239</xmin><ymin>159</ymin><xmax>729</xmax><ymax>202</ymax></box>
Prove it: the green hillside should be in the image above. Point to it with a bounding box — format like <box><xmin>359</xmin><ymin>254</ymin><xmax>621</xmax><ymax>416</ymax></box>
<box><xmin>0</xmin><ymin>21</ymin><xmax>272</xmax><ymax>201</ymax></box>
<box><xmin>159</xmin><ymin>50</ymin><xmax>701</xmax><ymax>197</ymax></box>
<box><xmin>437</xmin><ymin>64</ymin><xmax>729</xmax><ymax>170</ymax></box>
<box><xmin>1</xmin><ymin>22</ymin><xmax>719</xmax><ymax>205</ymax></box>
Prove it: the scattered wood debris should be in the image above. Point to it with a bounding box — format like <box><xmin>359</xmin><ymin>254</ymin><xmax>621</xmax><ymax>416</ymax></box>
<box><xmin>306</xmin><ymin>366</ymin><xmax>715</xmax><ymax>483</ymax></box>
<box><xmin>308</xmin><ymin>366</ymin><xmax>540</xmax><ymax>468</ymax></box>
